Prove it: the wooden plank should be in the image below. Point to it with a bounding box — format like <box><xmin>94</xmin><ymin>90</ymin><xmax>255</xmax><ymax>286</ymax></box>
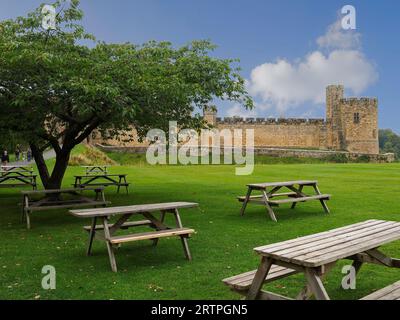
<box><xmin>21</xmin><ymin>187</ymin><xmax>104</xmax><ymax>195</ymax></box>
<box><xmin>238</xmin><ymin>193</ymin><xmax>297</xmax><ymax>202</ymax></box>
<box><xmin>303</xmin><ymin>226</ymin><xmax>400</xmax><ymax>267</ymax></box>
<box><xmin>361</xmin><ymin>281</ymin><xmax>400</xmax><ymax>300</ymax></box>
<box><xmin>75</xmin><ymin>183</ymin><xmax>129</xmax><ymax>187</ymax></box>
<box><xmin>273</xmin><ymin>221</ymin><xmax>398</xmax><ymax>257</ymax></box>
<box><xmin>109</xmin><ymin>228</ymin><xmax>194</xmax><ymax>244</ymax></box>
<box><xmin>268</xmin><ymin>224</ymin><xmax>400</xmax><ymax>267</ymax></box>
<box><xmin>26</xmin><ymin>201</ymin><xmax>110</xmax><ymax>211</ymax></box>
<box><xmin>245</xmin><ymin>257</ymin><xmax>273</xmax><ymax>300</ymax></box>
<box><xmin>83</xmin><ymin>220</ymin><xmax>153</xmax><ymax>231</ymax></box>
<box><xmin>258</xmin><ymin>291</ymin><xmax>294</xmax><ymax>301</ymax></box>
<box><xmin>254</xmin><ymin>220</ymin><xmax>400</xmax><ymax>267</ymax></box>
<box><xmin>268</xmin><ymin>194</ymin><xmax>330</xmax><ymax>204</ymax></box>
<box><xmin>290</xmin><ymin>222</ymin><xmax>400</xmax><ymax>260</ymax></box>
<box><xmin>305</xmin><ymin>268</ymin><xmax>330</xmax><ymax>300</ymax></box>
<box><xmin>75</xmin><ymin>174</ymin><xmax>126</xmax><ymax>178</ymax></box>
<box><xmin>69</xmin><ymin>202</ymin><xmax>199</xmax><ymax>217</ymax></box>
<box><xmin>254</xmin><ymin>220</ymin><xmax>385</xmax><ymax>253</ymax></box>
<box><xmin>247</xmin><ymin>180</ymin><xmax>317</xmax><ymax>189</ymax></box>
<box><xmin>223</xmin><ymin>265</ymin><xmax>297</xmax><ymax>290</ymax></box>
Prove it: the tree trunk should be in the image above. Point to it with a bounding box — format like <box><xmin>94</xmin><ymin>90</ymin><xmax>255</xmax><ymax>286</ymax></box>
<box><xmin>46</xmin><ymin>151</ymin><xmax>71</xmax><ymax>190</ymax></box>
<box><xmin>30</xmin><ymin>143</ymin><xmax>71</xmax><ymax>190</ymax></box>
<box><xmin>30</xmin><ymin>143</ymin><xmax>50</xmax><ymax>187</ymax></box>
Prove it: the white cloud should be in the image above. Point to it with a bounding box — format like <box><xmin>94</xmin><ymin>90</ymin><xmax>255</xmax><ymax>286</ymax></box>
<box><xmin>246</xmin><ymin>19</ymin><xmax>378</xmax><ymax>115</ymax></box>
<box><xmin>317</xmin><ymin>20</ymin><xmax>361</xmax><ymax>50</ymax></box>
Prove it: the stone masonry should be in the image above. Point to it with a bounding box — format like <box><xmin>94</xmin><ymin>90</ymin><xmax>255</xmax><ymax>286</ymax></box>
<box><xmin>94</xmin><ymin>85</ymin><xmax>380</xmax><ymax>155</ymax></box>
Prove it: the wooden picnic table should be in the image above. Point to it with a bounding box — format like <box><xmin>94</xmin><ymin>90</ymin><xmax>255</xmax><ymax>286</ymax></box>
<box><xmin>69</xmin><ymin>202</ymin><xmax>198</xmax><ymax>272</ymax></box>
<box><xmin>73</xmin><ymin>174</ymin><xmax>129</xmax><ymax>194</ymax></box>
<box><xmin>224</xmin><ymin>219</ymin><xmax>400</xmax><ymax>300</ymax></box>
<box><xmin>238</xmin><ymin>180</ymin><xmax>330</xmax><ymax>221</ymax></box>
<box><xmin>21</xmin><ymin>187</ymin><xmax>109</xmax><ymax>229</ymax></box>
<box><xmin>81</xmin><ymin>165</ymin><xmax>109</xmax><ymax>175</ymax></box>
<box><xmin>1</xmin><ymin>165</ymin><xmax>33</xmax><ymax>173</ymax></box>
<box><xmin>0</xmin><ymin>167</ymin><xmax>37</xmax><ymax>190</ymax></box>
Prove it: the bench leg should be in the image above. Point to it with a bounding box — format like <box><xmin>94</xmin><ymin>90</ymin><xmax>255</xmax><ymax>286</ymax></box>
<box><xmin>174</xmin><ymin>209</ymin><xmax>192</xmax><ymax>261</ymax></box>
<box><xmin>296</xmin><ymin>284</ymin><xmax>313</xmax><ymax>300</ymax></box>
<box><xmin>313</xmin><ymin>185</ymin><xmax>330</xmax><ymax>214</ymax></box>
<box><xmin>246</xmin><ymin>257</ymin><xmax>273</xmax><ymax>300</ymax></box>
<box><xmin>86</xmin><ymin>217</ymin><xmax>97</xmax><ymax>256</ymax></box>
<box><xmin>262</xmin><ymin>191</ymin><xmax>277</xmax><ymax>222</ymax></box>
<box><xmin>240</xmin><ymin>187</ymin><xmax>252</xmax><ymax>216</ymax></box>
<box><xmin>291</xmin><ymin>185</ymin><xmax>303</xmax><ymax>209</ymax></box>
<box><xmin>304</xmin><ymin>268</ymin><xmax>330</xmax><ymax>300</ymax></box>
<box><xmin>26</xmin><ymin>210</ymin><xmax>31</xmax><ymax>229</ymax></box>
<box><xmin>103</xmin><ymin>217</ymin><xmax>118</xmax><ymax>272</ymax></box>
<box><xmin>153</xmin><ymin>211</ymin><xmax>166</xmax><ymax>247</ymax></box>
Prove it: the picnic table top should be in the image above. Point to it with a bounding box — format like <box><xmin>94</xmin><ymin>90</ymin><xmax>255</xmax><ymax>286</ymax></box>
<box><xmin>81</xmin><ymin>165</ymin><xmax>110</xmax><ymax>168</ymax></box>
<box><xmin>1</xmin><ymin>165</ymin><xmax>33</xmax><ymax>168</ymax></box>
<box><xmin>74</xmin><ymin>174</ymin><xmax>127</xmax><ymax>178</ymax></box>
<box><xmin>254</xmin><ymin>219</ymin><xmax>400</xmax><ymax>267</ymax></box>
<box><xmin>69</xmin><ymin>202</ymin><xmax>199</xmax><ymax>218</ymax></box>
<box><xmin>247</xmin><ymin>180</ymin><xmax>318</xmax><ymax>188</ymax></box>
<box><xmin>21</xmin><ymin>187</ymin><xmax>105</xmax><ymax>195</ymax></box>
<box><xmin>0</xmin><ymin>170</ymin><xmax>37</xmax><ymax>177</ymax></box>
<box><xmin>0</xmin><ymin>166</ymin><xmax>33</xmax><ymax>171</ymax></box>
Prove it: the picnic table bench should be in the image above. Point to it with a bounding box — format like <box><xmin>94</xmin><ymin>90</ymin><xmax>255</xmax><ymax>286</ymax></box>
<box><xmin>69</xmin><ymin>202</ymin><xmax>198</xmax><ymax>272</ymax></box>
<box><xmin>238</xmin><ymin>180</ymin><xmax>330</xmax><ymax>221</ymax></box>
<box><xmin>21</xmin><ymin>187</ymin><xmax>109</xmax><ymax>229</ymax></box>
<box><xmin>223</xmin><ymin>219</ymin><xmax>400</xmax><ymax>300</ymax></box>
<box><xmin>73</xmin><ymin>174</ymin><xmax>129</xmax><ymax>194</ymax></box>
<box><xmin>0</xmin><ymin>166</ymin><xmax>37</xmax><ymax>190</ymax></box>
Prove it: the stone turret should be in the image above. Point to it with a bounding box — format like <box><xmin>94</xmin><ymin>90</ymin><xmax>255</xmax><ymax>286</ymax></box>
<box><xmin>326</xmin><ymin>85</ymin><xmax>345</xmax><ymax>150</ymax></box>
<box><xmin>203</xmin><ymin>106</ymin><xmax>217</xmax><ymax>126</ymax></box>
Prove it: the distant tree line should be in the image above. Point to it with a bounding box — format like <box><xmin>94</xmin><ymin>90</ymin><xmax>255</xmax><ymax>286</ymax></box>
<box><xmin>379</xmin><ymin>129</ymin><xmax>400</xmax><ymax>159</ymax></box>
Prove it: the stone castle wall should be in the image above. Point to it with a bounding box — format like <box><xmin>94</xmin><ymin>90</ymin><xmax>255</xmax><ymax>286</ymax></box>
<box><xmin>93</xmin><ymin>85</ymin><xmax>381</xmax><ymax>156</ymax></box>
<box><xmin>214</xmin><ymin>118</ymin><xmax>327</xmax><ymax>149</ymax></box>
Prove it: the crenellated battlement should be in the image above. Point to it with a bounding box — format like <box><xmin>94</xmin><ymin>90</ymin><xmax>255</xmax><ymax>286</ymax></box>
<box><xmin>340</xmin><ymin>97</ymin><xmax>378</xmax><ymax>106</ymax></box>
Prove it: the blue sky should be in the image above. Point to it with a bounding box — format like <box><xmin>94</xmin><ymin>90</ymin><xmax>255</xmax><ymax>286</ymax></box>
<box><xmin>0</xmin><ymin>0</ymin><xmax>399</xmax><ymax>131</ymax></box>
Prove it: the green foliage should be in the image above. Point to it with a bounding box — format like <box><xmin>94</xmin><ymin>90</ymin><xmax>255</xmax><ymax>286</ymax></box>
<box><xmin>0</xmin><ymin>0</ymin><xmax>252</xmax><ymax>187</ymax></box>
<box><xmin>324</xmin><ymin>153</ymin><xmax>349</xmax><ymax>163</ymax></box>
<box><xmin>355</xmin><ymin>155</ymin><xmax>371</xmax><ymax>163</ymax></box>
<box><xmin>379</xmin><ymin>129</ymin><xmax>400</xmax><ymax>159</ymax></box>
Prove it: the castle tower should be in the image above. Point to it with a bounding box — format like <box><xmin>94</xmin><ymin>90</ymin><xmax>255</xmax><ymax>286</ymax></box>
<box><xmin>203</xmin><ymin>106</ymin><xmax>217</xmax><ymax>126</ymax></box>
<box><xmin>338</xmin><ymin>97</ymin><xmax>379</xmax><ymax>154</ymax></box>
<box><xmin>326</xmin><ymin>85</ymin><xmax>345</xmax><ymax>150</ymax></box>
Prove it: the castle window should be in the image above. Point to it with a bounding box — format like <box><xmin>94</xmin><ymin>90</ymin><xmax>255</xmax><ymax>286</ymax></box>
<box><xmin>353</xmin><ymin>112</ymin><xmax>360</xmax><ymax>124</ymax></box>
<box><xmin>372</xmin><ymin>129</ymin><xmax>377</xmax><ymax>139</ymax></box>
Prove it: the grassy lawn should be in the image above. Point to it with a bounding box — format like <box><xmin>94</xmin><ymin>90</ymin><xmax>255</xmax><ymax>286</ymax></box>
<box><xmin>1</xmin><ymin>161</ymin><xmax>400</xmax><ymax>300</ymax></box>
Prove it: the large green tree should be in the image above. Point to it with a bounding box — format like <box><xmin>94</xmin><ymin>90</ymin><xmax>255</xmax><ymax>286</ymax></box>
<box><xmin>0</xmin><ymin>0</ymin><xmax>252</xmax><ymax>189</ymax></box>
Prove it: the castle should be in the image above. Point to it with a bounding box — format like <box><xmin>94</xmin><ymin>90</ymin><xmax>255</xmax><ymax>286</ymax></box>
<box><xmin>94</xmin><ymin>85</ymin><xmax>381</xmax><ymax>156</ymax></box>
<box><xmin>204</xmin><ymin>85</ymin><xmax>379</xmax><ymax>154</ymax></box>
